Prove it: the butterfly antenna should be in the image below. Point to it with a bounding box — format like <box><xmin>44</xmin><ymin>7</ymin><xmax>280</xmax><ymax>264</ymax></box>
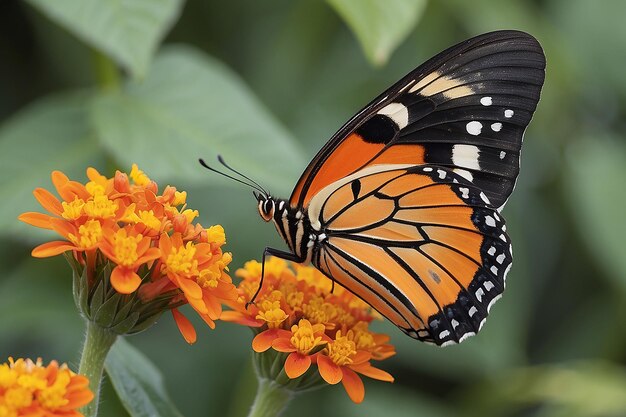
<box><xmin>217</xmin><ymin>155</ymin><xmax>269</xmax><ymax>196</ymax></box>
<box><xmin>198</xmin><ymin>158</ymin><xmax>266</xmax><ymax>194</ymax></box>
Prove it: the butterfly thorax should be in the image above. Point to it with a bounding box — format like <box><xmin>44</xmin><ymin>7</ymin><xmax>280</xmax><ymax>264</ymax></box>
<box><xmin>256</xmin><ymin>194</ymin><xmax>321</xmax><ymax>264</ymax></box>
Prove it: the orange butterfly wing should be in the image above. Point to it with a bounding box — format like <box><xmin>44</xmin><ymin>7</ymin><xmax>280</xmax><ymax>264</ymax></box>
<box><xmin>308</xmin><ymin>165</ymin><xmax>510</xmax><ymax>345</ymax></box>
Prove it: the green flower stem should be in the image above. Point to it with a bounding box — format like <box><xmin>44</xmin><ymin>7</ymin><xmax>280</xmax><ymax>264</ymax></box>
<box><xmin>79</xmin><ymin>321</ymin><xmax>118</xmax><ymax>417</ymax></box>
<box><xmin>247</xmin><ymin>377</ymin><xmax>294</xmax><ymax>417</ymax></box>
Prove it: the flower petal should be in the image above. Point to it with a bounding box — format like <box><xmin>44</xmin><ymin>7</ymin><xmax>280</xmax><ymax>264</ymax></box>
<box><xmin>284</xmin><ymin>352</ymin><xmax>311</xmax><ymax>379</ymax></box>
<box><xmin>220</xmin><ymin>311</ymin><xmax>263</xmax><ymax>327</ymax></box>
<box><xmin>252</xmin><ymin>329</ymin><xmax>289</xmax><ymax>352</ymax></box>
<box><xmin>176</xmin><ymin>276</ymin><xmax>203</xmax><ymax>299</ymax></box>
<box><xmin>33</xmin><ymin>187</ymin><xmax>63</xmax><ymax>215</ymax></box>
<box><xmin>32</xmin><ymin>241</ymin><xmax>75</xmax><ymax>257</ymax></box>
<box><xmin>351</xmin><ymin>350</ymin><xmax>371</xmax><ymax>365</ymax></box>
<box><xmin>172</xmin><ymin>309</ymin><xmax>197</xmax><ymax>344</ymax></box>
<box><xmin>18</xmin><ymin>212</ymin><xmax>53</xmax><ymax>229</ymax></box>
<box><xmin>341</xmin><ymin>367</ymin><xmax>365</xmax><ymax>403</ymax></box>
<box><xmin>350</xmin><ymin>362</ymin><xmax>394</xmax><ymax>382</ymax></box>
<box><xmin>272</xmin><ymin>338</ymin><xmax>297</xmax><ymax>353</ymax></box>
<box><xmin>110</xmin><ymin>267</ymin><xmax>141</xmax><ymax>294</ymax></box>
<box><xmin>198</xmin><ymin>313</ymin><xmax>216</xmax><ymax>329</ymax></box>
<box><xmin>187</xmin><ymin>293</ymin><xmax>209</xmax><ymax>314</ymax></box>
<box><xmin>202</xmin><ymin>291</ymin><xmax>223</xmax><ymax>320</ymax></box>
<box><xmin>136</xmin><ymin>247</ymin><xmax>161</xmax><ymax>264</ymax></box>
<box><xmin>317</xmin><ymin>354</ymin><xmax>342</xmax><ymax>385</ymax></box>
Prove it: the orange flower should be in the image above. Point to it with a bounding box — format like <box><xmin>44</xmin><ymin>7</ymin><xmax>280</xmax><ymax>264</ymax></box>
<box><xmin>0</xmin><ymin>357</ymin><xmax>93</xmax><ymax>416</ymax></box>
<box><xmin>316</xmin><ymin>330</ymin><xmax>394</xmax><ymax>403</ymax></box>
<box><xmin>253</xmin><ymin>319</ymin><xmax>329</xmax><ymax>378</ymax></box>
<box><xmin>99</xmin><ymin>227</ymin><xmax>161</xmax><ymax>294</ymax></box>
<box><xmin>19</xmin><ymin>165</ymin><xmax>236</xmax><ymax>343</ymax></box>
<box><xmin>225</xmin><ymin>258</ymin><xmax>395</xmax><ymax>402</ymax></box>
<box><xmin>153</xmin><ymin>232</ymin><xmax>237</xmax><ymax>343</ymax></box>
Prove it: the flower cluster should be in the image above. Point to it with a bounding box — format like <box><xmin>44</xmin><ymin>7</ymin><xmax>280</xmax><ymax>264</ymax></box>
<box><xmin>0</xmin><ymin>357</ymin><xmax>93</xmax><ymax>417</ymax></box>
<box><xmin>223</xmin><ymin>257</ymin><xmax>395</xmax><ymax>403</ymax></box>
<box><xmin>19</xmin><ymin>165</ymin><xmax>237</xmax><ymax>343</ymax></box>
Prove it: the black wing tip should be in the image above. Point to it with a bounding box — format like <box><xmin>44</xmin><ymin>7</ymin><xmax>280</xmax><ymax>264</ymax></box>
<box><xmin>471</xmin><ymin>30</ymin><xmax>545</xmax><ymax>62</ymax></box>
<box><xmin>471</xmin><ymin>29</ymin><xmax>541</xmax><ymax>44</ymax></box>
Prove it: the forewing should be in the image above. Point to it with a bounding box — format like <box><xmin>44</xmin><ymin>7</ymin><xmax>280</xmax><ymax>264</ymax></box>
<box><xmin>290</xmin><ymin>30</ymin><xmax>545</xmax><ymax>209</ymax></box>
<box><xmin>311</xmin><ymin>165</ymin><xmax>511</xmax><ymax>346</ymax></box>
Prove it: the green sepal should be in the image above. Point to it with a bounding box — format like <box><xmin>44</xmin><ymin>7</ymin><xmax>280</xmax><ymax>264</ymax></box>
<box><xmin>112</xmin><ymin>294</ymin><xmax>135</xmax><ymax>325</ymax></box>
<box><xmin>94</xmin><ymin>292</ymin><xmax>121</xmax><ymax>327</ymax></box>
<box><xmin>110</xmin><ymin>311</ymin><xmax>141</xmax><ymax>334</ymax></box>
<box><xmin>252</xmin><ymin>349</ymin><xmax>325</xmax><ymax>393</ymax></box>
<box><xmin>89</xmin><ymin>279</ymin><xmax>105</xmax><ymax>320</ymax></box>
<box><xmin>127</xmin><ymin>311</ymin><xmax>163</xmax><ymax>334</ymax></box>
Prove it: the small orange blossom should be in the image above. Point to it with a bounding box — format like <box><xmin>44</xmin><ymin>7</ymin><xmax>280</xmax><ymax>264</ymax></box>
<box><xmin>0</xmin><ymin>357</ymin><xmax>93</xmax><ymax>417</ymax></box>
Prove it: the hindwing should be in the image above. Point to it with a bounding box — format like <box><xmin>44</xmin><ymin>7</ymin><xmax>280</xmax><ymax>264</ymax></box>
<box><xmin>309</xmin><ymin>165</ymin><xmax>511</xmax><ymax>345</ymax></box>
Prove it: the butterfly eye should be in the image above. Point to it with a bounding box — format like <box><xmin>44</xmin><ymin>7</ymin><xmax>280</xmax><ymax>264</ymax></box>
<box><xmin>257</xmin><ymin>197</ymin><xmax>274</xmax><ymax>222</ymax></box>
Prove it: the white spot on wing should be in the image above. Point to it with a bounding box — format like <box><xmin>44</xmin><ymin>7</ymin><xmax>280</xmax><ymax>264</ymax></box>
<box><xmin>496</xmin><ymin>253</ymin><xmax>505</xmax><ymax>264</ymax></box>
<box><xmin>490</xmin><ymin>265</ymin><xmax>499</xmax><ymax>275</ymax></box>
<box><xmin>491</xmin><ymin>122</ymin><xmax>502</xmax><ymax>132</ymax></box>
<box><xmin>466</xmin><ymin>121</ymin><xmax>483</xmax><ymax>136</ymax></box>
<box><xmin>487</xmin><ymin>246</ymin><xmax>496</xmax><ymax>256</ymax></box>
<box><xmin>437</xmin><ymin>169</ymin><xmax>446</xmax><ymax>179</ymax></box>
<box><xmin>452</xmin><ymin>144</ymin><xmax>480</xmax><ymax>170</ymax></box>
<box><xmin>468</xmin><ymin>306</ymin><xmax>478</xmax><ymax>317</ymax></box>
<box><xmin>480</xmin><ymin>96</ymin><xmax>492</xmax><ymax>106</ymax></box>
<box><xmin>485</xmin><ymin>215</ymin><xmax>496</xmax><ymax>227</ymax></box>
<box><xmin>451</xmin><ymin>319</ymin><xmax>459</xmax><ymax>329</ymax></box>
<box><xmin>439</xmin><ymin>330</ymin><xmax>450</xmax><ymax>339</ymax></box>
<box><xmin>504</xmin><ymin>109</ymin><xmax>514</xmax><ymax>118</ymax></box>
<box><xmin>484</xmin><ymin>281</ymin><xmax>495</xmax><ymax>291</ymax></box>
<box><xmin>378</xmin><ymin>102</ymin><xmax>409</xmax><ymax>129</ymax></box>
<box><xmin>476</xmin><ymin>288</ymin><xmax>485</xmax><ymax>302</ymax></box>
<box><xmin>454</xmin><ymin>169</ymin><xmax>473</xmax><ymax>182</ymax></box>
<box><xmin>500</xmin><ymin>151</ymin><xmax>506</xmax><ymax>159</ymax></box>
<box><xmin>459</xmin><ymin>187</ymin><xmax>470</xmax><ymax>199</ymax></box>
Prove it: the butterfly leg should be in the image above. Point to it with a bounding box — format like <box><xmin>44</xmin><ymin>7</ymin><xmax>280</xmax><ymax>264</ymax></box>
<box><xmin>246</xmin><ymin>247</ymin><xmax>305</xmax><ymax>308</ymax></box>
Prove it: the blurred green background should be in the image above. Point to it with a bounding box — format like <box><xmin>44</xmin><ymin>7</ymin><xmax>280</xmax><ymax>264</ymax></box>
<box><xmin>1</xmin><ymin>0</ymin><xmax>626</xmax><ymax>416</ymax></box>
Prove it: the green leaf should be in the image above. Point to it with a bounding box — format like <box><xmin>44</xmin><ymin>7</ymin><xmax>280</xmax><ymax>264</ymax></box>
<box><xmin>467</xmin><ymin>362</ymin><xmax>626</xmax><ymax>417</ymax></box>
<box><xmin>327</xmin><ymin>383</ymin><xmax>455</xmax><ymax>417</ymax></box>
<box><xmin>565</xmin><ymin>138</ymin><xmax>626</xmax><ymax>290</ymax></box>
<box><xmin>326</xmin><ymin>0</ymin><xmax>427</xmax><ymax>66</ymax></box>
<box><xmin>105</xmin><ymin>338</ymin><xmax>184</xmax><ymax>417</ymax></box>
<box><xmin>91</xmin><ymin>45</ymin><xmax>305</xmax><ymax>194</ymax></box>
<box><xmin>0</xmin><ymin>93</ymin><xmax>102</xmax><ymax>239</ymax></box>
<box><xmin>25</xmin><ymin>0</ymin><xmax>184</xmax><ymax>78</ymax></box>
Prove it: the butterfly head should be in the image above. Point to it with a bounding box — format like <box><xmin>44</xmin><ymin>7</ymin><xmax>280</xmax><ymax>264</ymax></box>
<box><xmin>254</xmin><ymin>191</ymin><xmax>275</xmax><ymax>222</ymax></box>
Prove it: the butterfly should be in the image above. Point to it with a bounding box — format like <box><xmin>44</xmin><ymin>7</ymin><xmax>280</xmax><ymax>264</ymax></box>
<box><xmin>201</xmin><ymin>30</ymin><xmax>545</xmax><ymax>346</ymax></box>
